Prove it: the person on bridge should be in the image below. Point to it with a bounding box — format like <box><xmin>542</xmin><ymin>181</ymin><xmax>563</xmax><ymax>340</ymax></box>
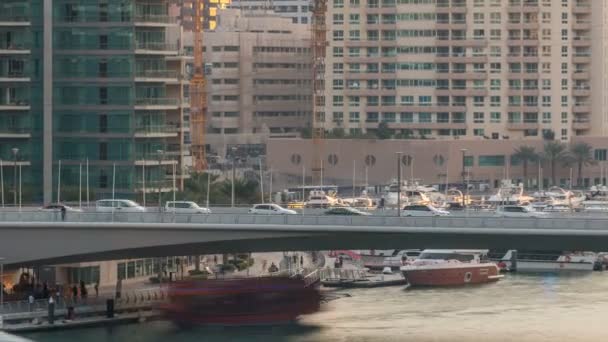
<box><xmin>71</xmin><ymin>284</ymin><xmax>78</xmax><ymax>301</ymax></box>
<box><xmin>61</xmin><ymin>206</ymin><xmax>67</xmax><ymax>221</ymax></box>
<box><xmin>80</xmin><ymin>281</ymin><xmax>88</xmax><ymax>300</ymax></box>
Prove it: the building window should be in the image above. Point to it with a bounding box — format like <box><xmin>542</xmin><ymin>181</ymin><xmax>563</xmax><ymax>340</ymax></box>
<box><xmin>595</xmin><ymin>149</ymin><xmax>607</xmax><ymax>161</ymax></box>
<box><xmin>478</xmin><ymin>155</ymin><xmax>505</xmax><ymax>167</ymax></box>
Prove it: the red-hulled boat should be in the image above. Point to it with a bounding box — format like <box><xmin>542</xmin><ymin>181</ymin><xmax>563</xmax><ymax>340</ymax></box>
<box><xmin>162</xmin><ymin>275</ymin><xmax>321</xmax><ymax>326</ymax></box>
<box><xmin>400</xmin><ymin>249</ymin><xmax>503</xmax><ymax>287</ymax></box>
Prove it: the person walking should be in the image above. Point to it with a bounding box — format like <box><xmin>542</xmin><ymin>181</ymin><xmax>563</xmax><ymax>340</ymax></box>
<box><xmin>71</xmin><ymin>284</ymin><xmax>78</xmax><ymax>302</ymax></box>
<box><xmin>80</xmin><ymin>280</ymin><xmax>88</xmax><ymax>300</ymax></box>
<box><xmin>94</xmin><ymin>282</ymin><xmax>99</xmax><ymax>297</ymax></box>
<box><xmin>60</xmin><ymin>206</ymin><xmax>67</xmax><ymax>221</ymax></box>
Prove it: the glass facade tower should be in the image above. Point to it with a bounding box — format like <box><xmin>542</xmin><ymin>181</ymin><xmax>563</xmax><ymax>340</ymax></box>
<box><xmin>0</xmin><ymin>0</ymin><xmax>182</xmax><ymax>203</ymax></box>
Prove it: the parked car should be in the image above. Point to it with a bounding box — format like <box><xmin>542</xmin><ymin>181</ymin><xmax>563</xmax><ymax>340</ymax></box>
<box><xmin>95</xmin><ymin>199</ymin><xmax>146</xmax><ymax>213</ymax></box>
<box><xmin>324</xmin><ymin>207</ymin><xmax>371</xmax><ymax>216</ymax></box>
<box><xmin>494</xmin><ymin>205</ymin><xmax>546</xmax><ymax>218</ymax></box>
<box><xmin>248</xmin><ymin>203</ymin><xmax>297</xmax><ymax>215</ymax></box>
<box><xmin>165</xmin><ymin>201</ymin><xmax>211</xmax><ymax>214</ymax></box>
<box><xmin>401</xmin><ymin>204</ymin><xmax>450</xmax><ymax>217</ymax></box>
<box><xmin>39</xmin><ymin>203</ymin><xmax>82</xmax><ymax>212</ymax></box>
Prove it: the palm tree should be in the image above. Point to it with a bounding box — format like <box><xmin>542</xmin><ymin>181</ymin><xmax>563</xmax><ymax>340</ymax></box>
<box><xmin>569</xmin><ymin>142</ymin><xmax>596</xmax><ymax>187</ymax></box>
<box><xmin>543</xmin><ymin>141</ymin><xmax>569</xmax><ymax>186</ymax></box>
<box><xmin>512</xmin><ymin>146</ymin><xmax>538</xmax><ymax>187</ymax></box>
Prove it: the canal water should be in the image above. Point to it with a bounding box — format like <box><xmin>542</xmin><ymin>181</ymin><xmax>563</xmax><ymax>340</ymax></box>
<box><xmin>22</xmin><ymin>272</ymin><xmax>608</xmax><ymax>342</ymax></box>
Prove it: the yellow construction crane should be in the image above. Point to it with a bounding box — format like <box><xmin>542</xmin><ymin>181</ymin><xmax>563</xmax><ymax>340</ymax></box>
<box><xmin>311</xmin><ymin>0</ymin><xmax>327</xmax><ymax>185</ymax></box>
<box><xmin>190</xmin><ymin>0</ymin><xmax>208</xmax><ymax>172</ymax></box>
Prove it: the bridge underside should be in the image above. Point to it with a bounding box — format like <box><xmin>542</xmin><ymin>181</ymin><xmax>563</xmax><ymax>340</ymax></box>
<box><xmin>2</xmin><ymin>222</ymin><xmax>608</xmax><ymax>267</ymax></box>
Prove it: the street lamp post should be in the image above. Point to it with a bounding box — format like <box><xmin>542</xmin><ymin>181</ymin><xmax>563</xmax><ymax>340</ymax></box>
<box><xmin>0</xmin><ymin>257</ymin><xmax>4</xmax><ymax>314</ymax></box>
<box><xmin>396</xmin><ymin>152</ymin><xmax>402</xmax><ymax>217</ymax></box>
<box><xmin>157</xmin><ymin>150</ymin><xmax>164</xmax><ymax>212</ymax></box>
<box><xmin>461</xmin><ymin>148</ymin><xmax>467</xmax><ymax>207</ymax></box>
<box><xmin>231</xmin><ymin>147</ymin><xmax>237</xmax><ymax>208</ymax></box>
<box><xmin>12</xmin><ymin>148</ymin><xmax>18</xmax><ymax>208</ymax></box>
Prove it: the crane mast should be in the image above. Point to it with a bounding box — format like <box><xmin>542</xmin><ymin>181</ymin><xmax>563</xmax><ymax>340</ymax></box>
<box><xmin>190</xmin><ymin>0</ymin><xmax>208</xmax><ymax>172</ymax></box>
<box><xmin>312</xmin><ymin>0</ymin><xmax>327</xmax><ymax>185</ymax></box>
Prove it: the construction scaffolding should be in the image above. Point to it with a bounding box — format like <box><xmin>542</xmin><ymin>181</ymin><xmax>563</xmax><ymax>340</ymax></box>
<box><xmin>311</xmin><ymin>0</ymin><xmax>328</xmax><ymax>185</ymax></box>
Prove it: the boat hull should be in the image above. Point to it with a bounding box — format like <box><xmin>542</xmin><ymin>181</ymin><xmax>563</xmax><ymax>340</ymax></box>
<box><xmin>401</xmin><ymin>264</ymin><xmax>501</xmax><ymax>287</ymax></box>
<box><xmin>504</xmin><ymin>260</ymin><xmax>594</xmax><ymax>272</ymax></box>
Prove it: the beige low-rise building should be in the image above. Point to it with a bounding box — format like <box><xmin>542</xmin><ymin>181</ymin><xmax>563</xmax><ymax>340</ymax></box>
<box><xmin>267</xmin><ymin>137</ymin><xmax>608</xmax><ymax>190</ymax></box>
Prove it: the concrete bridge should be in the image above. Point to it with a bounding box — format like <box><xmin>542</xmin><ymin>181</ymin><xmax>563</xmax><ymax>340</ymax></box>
<box><xmin>3</xmin><ymin>214</ymin><xmax>608</xmax><ymax>266</ymax></box>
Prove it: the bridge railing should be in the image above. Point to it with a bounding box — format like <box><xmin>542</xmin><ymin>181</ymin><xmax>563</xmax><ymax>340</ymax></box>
<box><xmin>0</xmin><ymin>210</ymin><xmax>607</xmax><ymax>230</ymax></box>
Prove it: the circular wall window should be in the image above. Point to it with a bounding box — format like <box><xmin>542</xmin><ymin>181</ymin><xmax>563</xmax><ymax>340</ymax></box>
<box><xmin>328</xmin><ymin>154</ymin><xmax>339</xmax><ymax>166</ymax></box>
<box><xmin>365</xmin><ymin>155</ymin><xmax>376</xmax><ymax>167</ymax></box>
<box><xmin>290</xmin><ymin>154</ymin><xmax>302</xmax><ymax>165</ymax></box>
<box><xmin>433</xmin><ymin>155</ymin><xmax>445</xmax><ymax>167</ymax></box>
<box><xmin>401</xmin><ymin>155</ymin><xmax>413</xmax><ymax>166</ymax></box>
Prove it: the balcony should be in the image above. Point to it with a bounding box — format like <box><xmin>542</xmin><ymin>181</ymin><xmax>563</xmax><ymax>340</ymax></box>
<box><xmin>572</xmin><ymin>120</ymin><xmax>591</xmax><ymax>130</ymax></box>
<box><xmin>572</xmin><ymin>54</ymin><xmax>591</xmax><ymax>64</ymax></box>
<box><xmin>572</xmin><ymin>71</ymin><xmax>590</xmax><ymax>80</ymax></box>
<box><xmin>573</xmin><ymin>87</ymin><xmax>591</xmax><ymax>97</ymax></box>
<box><xmin>573</xmin><ymin>103</ymin><xmax>591</xmax><ymax>113</ymax></box>
<box><xmin>135</xmin><ymin>70</ymin><xmax>179</xmax><ymax>82</ymax></box>
<box><xmin>0</xmin><ymin>99</ymin><xmax>29</xmax><ymax>111</ymax></box>
<box><xmin>134</xmin><ymin>15</ymin><xmax>177</xmax><ymax>26</ymax></box>
<box><xmin>0</xmin><ymin>127</ymin><xmax>30</xmax><ymax>138</ymax></box>
<box><xmin>573</xmin><ymin>5</ymin><xmax>591</xmax><ymax>14</ymax></box>
<box><xmin>0</xmin><ymin>11</ymin><xmax>30</xmax><ymax>26</ymax></box>
<box><xmin>135</xmin><ymin>42</ymin><xmax>178</xmax><ymax>55</ymax></box>
<box><xmin>0</xmin><ymin>42</ymin><xmax>30</xmax><ymax>54</ymax></box>
<box><xmin>434</xmin><ymin>88</ymin><xmax>488</xmax><ymax>96</ymax></box>
<box><xmin>134</xmin><ymin>124</ymin><xmax>179</xmax><ymax>138</ymax></box>
<box><xmin>506</xmin><ymin>122</ymin><xmax>540</xmax><ymax>130</ymax></box>
<box><xmin>573</xmin><ymin>22</ymin><xmax>592</xmax><ymax>30</ymax></box>
<box><xmin>572</xmin><ymin>38</ymin><xmax>592</xmax><ymax>47</ymax></box>
<box><xmin>0</xmin><ymin>70</ymin><xmax>30</xmax><ymax>82</ymax></box>
<box><xmin>134</xmin><ymin>97</ymin><xmax>180</xmax><ymax>110</ymax></box>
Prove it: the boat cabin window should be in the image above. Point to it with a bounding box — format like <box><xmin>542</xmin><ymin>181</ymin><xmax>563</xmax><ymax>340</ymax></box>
<box><xmin>503</xmin><ymin>206</ymin><xmax>525</xmax><ymax>213</ymax></box>
<box><xmin>404</xmin><ymin>205</ymin><xmax>430</xmax><ymax>211</ymax></box>
<box><xmin>419</xmin><ymin>253</ymin><xmax>475</xmax><ymax>262</ymax></box>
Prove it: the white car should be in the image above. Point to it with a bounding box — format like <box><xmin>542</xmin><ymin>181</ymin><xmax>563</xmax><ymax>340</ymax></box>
<box><xmin>165</xmin><ymin>201</ymin><xmax>211</xmax><ymax>214</ymax></box>
<box><xmin>401</xmin><ymin>204</ymin><xmax>450</xmax><ymax>217</ymax></box>
<box><xmin>248</xmin><ymin>203</ymin><xmax>297</xmax><ymax>215</ymax></box>
<box><xmin>95</xmin><ymin>199</ymin><xmax>146</xmax><ymax>213</ymax></box>
<box><xmin>494</xmin><ymin>205</ymin><xmax>546</xmax><ymax>218</ymax></box>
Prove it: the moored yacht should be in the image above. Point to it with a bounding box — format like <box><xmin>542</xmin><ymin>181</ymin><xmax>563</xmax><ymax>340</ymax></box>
<box><xmin>488</xmin><ymin>180</ymin><xmax>534</xmax><ymax>205</ymax></box>
<box><xmin>400</xmin><ymin>249</ymin><xmax>503</xmax><ymax>287</ymax></box>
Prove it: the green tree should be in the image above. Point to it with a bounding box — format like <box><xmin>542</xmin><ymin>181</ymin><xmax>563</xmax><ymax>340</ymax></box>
<box><xmin>512</xmin><ymin>146</ymin><xmax>538</xmax><ymax>187</ymax></box>
<box><xmin>543</xmin><ymin>141</ymin><xmax>569</xmax><ymax>186</ymax></box>
<box><xmin>218</xmin><ymin>178</ymin><xmax>260</xmax><ymax>205</ymax></box>
<box><xmin>329</xmin><ymin>128</ymin><xmax>345</xmax><ymax>139</ymax></box>
<box><xmin>375</xmin><ymin>122</ymin><xmax>393</xmax><ymax>140</ymax></box>
<box><xmin>569</xmin><ymin>142</ymin><xmax>596</xmax><ymax>187</ymax></box>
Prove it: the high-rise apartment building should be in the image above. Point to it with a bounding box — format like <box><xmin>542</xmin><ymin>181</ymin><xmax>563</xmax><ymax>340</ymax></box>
<box><xmin>228</xmin><ymin>0</ymin><xmax>313</xmax><ymax>24</ymax></box>
<box><xmin>0</xmin><ymin>0</ymin><xmax>187</xmax><ymax>204</ymax></box>
<box><xmin>323</xmin><ymin>0</ymin><xmax>604</xmax><ymax>141</ymax></box>
<box><xmin>189</xmin><ymin>9</ymin><xmax>311</xmax><ymax>159</ymax></box>
<box><xmin>171</xmin><ymin>0</ymin><xmax>232</xmax><ymax>30</ymax></box>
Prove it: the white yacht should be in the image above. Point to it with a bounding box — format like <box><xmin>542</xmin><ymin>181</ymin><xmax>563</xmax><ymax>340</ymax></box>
<box><xmin>498</xmin><ymin>250</ymin><xmax>598</xmax><ymax>272</ymax></box>
<box><xmin>532</xmin><ymin>187</ymin><xmax>585</xmax><ymax>208</ymax></box>
<box><xmin>306</xmin><ymin>189</ymin><xmax>344</xmax><ymax>208</ymax></box>
<box><xmin>488</xmin><ymin>180</ymin><xmax>534</xmax><ymax>206</ymax></box>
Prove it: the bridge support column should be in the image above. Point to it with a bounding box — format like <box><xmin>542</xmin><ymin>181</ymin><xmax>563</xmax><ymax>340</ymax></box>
<box><xmin>510</xmin><ymin>250</ymin><xmax>518</xmax><ymax>272</ymax></box>
<box><xmin>195</xmin><ymin>255</ymin><xmax>201</xmax><ymax>271</ymax></box>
